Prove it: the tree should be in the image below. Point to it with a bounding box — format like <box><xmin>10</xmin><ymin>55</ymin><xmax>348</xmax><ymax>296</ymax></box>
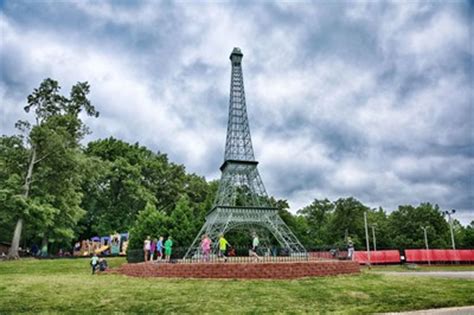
<box><xmin>298</xmin><ymin>198</ymin><xmax>334</xmax><ymax>248</ymax></box>
<box><xmin>328</xmin><ymin>197</ymin><xmax>370</xmax><ymax>249</ymax></box>
<box><xmin>7</xmin><ymin>78</ymin><xmax>98</xmax><ymax>258</ymax></box>
<box><xmin>0</xmin><ymin>136</ymin><xmax>28</xmax><ymax>243</ymax></box>
<box><xmin>128</xmin><ymin>202</ymin><xmax>169</xmax><ymax>250</ymax></box>
<box><xmin>366</xmin><ymin>207</ymin><xmax>391</xmax><ymax>250</ymax></box>
<box><xmin>461</xmin><ymin>221</ymin><xmax>474</xmax><ymax>248</ymax></box>
<box><xmin>387</xmin><ymin>203</ymin><xmax>450</xmax><ymax>250</ymax></box>
<box><xmin>169</xmin><ymin>195</ymin><xmax>196</xmax><ymax>249</ymax></box>
<box><xmin>80</xmin><ymin>138</ymin><xmax>198</xmax><ymax>238</ymax></box>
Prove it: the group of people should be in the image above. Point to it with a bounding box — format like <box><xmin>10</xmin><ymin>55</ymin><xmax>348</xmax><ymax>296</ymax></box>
<box><xmin>200</xmin><ymin>232</ymin><xmax>263</xmax><ymax>262</ymax></box>
<box><xmin>143</xmin><ymin>236</ymin><xmax>173</xmax><ymax>262</ymax></box>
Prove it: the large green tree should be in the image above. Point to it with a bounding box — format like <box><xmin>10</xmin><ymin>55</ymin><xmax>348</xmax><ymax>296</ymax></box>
<box><xmin>6</xmin><ymin>78</ymin><xmax>98</xmax><ymax>258</ymax></box>
<box><xmin>387</xmin><ymin>203</ymin><xmax>450</xmax><ymax>250</ymax></box>
<box><xmin>298</xmin><ymin>198</ymin><xmax>334</xmax><ymax>248</ymax></box>
<box><xmin>0</xmin><ymin>135</ymin><xmax>29</xmax><ymax>244</ymax></box>
<box><xmin>328</xmin><ymin>197</ymin><xmax>370</xmax><ymax>249</ymax></box>
<box><xmin>79</xmin><ymin>138</ymin><xmax>213</xmax><ymax>239</ymax></box>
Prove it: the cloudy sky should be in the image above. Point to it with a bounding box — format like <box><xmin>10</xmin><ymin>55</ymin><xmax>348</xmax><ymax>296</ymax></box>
<box><xmin>1</xmin><ymin>1</ymin><xmax>473</xmax><ymax>224</ymax></box>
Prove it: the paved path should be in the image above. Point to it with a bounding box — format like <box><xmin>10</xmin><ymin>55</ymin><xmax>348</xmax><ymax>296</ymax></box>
<box><xmin>382</xmin><ymin>305</ymin><xmax>474</xmax><ymax>314</ymax></box>
<box><xmin>378</xmin><ymin>271</ymin><xmax>474</xmax><ymax>280</ymax></box>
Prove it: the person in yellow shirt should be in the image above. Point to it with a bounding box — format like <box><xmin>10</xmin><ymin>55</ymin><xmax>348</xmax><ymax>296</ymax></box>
<box><xmin>218</xmin><ymin>234</ymin><xmax>230</xmax><ymax>262</ymax></box>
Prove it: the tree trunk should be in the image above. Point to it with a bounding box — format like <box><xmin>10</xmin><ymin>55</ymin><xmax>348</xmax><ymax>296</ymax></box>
<box><xmin>7</xmin><ymin>218</ymin><xmax>23</xmax><ymax>259</ymax></box>
<box><xmin>7</xmin><ymin>146</ymin><xmax>36</xmax><ymax>259</ymax></box>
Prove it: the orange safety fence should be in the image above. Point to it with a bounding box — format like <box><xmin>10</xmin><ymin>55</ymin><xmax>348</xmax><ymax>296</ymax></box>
<box><xmin>353</xmin><ymin>250</ymin><xmax>401</xmax><ymax>264</ymax></box>
<box><xmin>405</xmin><ymin>249</ymin><xmax>474</xmax><ymax>262</ymax></box>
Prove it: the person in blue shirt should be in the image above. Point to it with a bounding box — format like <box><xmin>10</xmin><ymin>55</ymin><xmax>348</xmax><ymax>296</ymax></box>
<box><xmin>156</xmin><ymin>236</ymin><xmax>164</xmax><ymax>261</ymax></box>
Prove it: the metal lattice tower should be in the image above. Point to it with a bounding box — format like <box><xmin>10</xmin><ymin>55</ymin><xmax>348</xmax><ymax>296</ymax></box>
<box><xmin>184</xmin><ymin>48</ymin><xmax>306</xmax><ymax>259</ymax></box>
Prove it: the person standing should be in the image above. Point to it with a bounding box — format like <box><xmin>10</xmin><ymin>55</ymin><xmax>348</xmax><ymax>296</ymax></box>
<box><xmin>218</xmin><ymin>234</ymin><xmax>229</xmax><ymax>262</ymax></box>
<box><xmin>150</xmin><ymin>239</ymin><xmax>156</xmax><ymax>262</ymax></box>
<box><xmin>200</xmin><ymin>234</ymin><xmax>212</xmax><ymax>262</ymax></box>
<box><xmin>90</xmin><ymin>253</ymin><xmax>99</xmax><ymax>274</ymax></box>
<box><xmin>250</xmin><ymin>233</ymin><xmax>262</xmax><ymax>262</ymax></box>
<box><xmin>347</xmin><ymin>237</ymin><xmax>354</xmax><ymax>260</ymax></box>
<box><xmin>143</xmin><ymin>236</ymin><xmax>151</xmax><ymax>262</ymax></box>
<box><xmin>164</xmin><ymin>236</ymin><xmax>173</xmax><ymax>262</ymax></box>
<box><xmin>156</xmin><ymin>236</ymin><xmax>164</xmax><ymax>261</ymax></box>
<box><xmin>41</xmin><ymin>242</ymin><xmax>48</xmax><ymax>257</ymax></box>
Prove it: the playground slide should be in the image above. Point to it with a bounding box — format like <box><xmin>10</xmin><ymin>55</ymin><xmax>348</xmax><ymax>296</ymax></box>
<box><xmin>95</xmin><ymin>245</ymin><xmax>110</xmax><ymax>254</ymax></box>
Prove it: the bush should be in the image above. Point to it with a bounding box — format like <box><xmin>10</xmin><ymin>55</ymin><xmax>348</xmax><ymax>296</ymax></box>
<box><xmin>128</xmin><ymin>202</ymin><xmax>169</xmax><ymax>250</ymax></box>
<box><xmin>126</xmin><ymin>249</ymin><xmax>144</xmax><ymax>263</ymax></box>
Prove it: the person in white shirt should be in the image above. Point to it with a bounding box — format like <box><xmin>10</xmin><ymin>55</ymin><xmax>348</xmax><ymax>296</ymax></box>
<box><xmin>143</xmin><ymin>236</ymin><xmax>151</xmax><ymax>262</ymax></box>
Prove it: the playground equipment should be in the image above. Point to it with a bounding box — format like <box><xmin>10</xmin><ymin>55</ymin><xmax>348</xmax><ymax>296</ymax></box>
<box><xmin>110</xmin><ymin>233</ymin><xmax>120</xmax><ymax>255</ymax></box>
<box><xmin>73</xmin><ymin>232</ymin><xmax>129</xmax><ymax>256</ymax></box>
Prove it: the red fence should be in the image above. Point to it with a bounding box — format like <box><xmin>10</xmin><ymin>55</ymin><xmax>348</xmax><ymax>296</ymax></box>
<box><xmin>353</xmin><ymin>250</ymin><xmax>401</xmax><ymax>264</ymax></box>
<box><xmin>405</xmin><ymin>249</ymin><xmax>474</xmax><ymax>263</ymax></box>
<box><xmin>305</xmin><ymin>250</ymin><xmax>474</xmax><ymax>264</ymax></box>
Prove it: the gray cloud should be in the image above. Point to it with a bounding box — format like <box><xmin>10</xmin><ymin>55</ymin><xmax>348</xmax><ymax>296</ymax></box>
<box><xmin>1</xmin><ymin>1</ymin><xmax>472</xmax><ymax>224</ymax></box>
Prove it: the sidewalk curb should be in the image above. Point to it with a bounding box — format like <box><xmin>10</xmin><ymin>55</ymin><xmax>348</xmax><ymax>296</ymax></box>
<box><xmin>381</xmin><ymin>305</ymin><xmax>474</xmax><ymax>314</ymax></box>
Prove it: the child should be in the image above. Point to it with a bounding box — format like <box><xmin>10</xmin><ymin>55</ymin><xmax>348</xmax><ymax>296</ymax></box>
<box><xmin>218</xmin><ymin>234</ymin><xmax>229</xmax><ymax>262</ymax></box>
<box><xmin>98</xmin><ymin>258</ymin><xmax>108</xmax><ymax>272</ymax></box>
<box><xmin>164</xmin><ymin>236</ymin><xmax>173</xmax><ymax>262</ymax></box>
<box><xmin>143</xmin><ymin>236</ymin><xmax>151</xmax><ymax>262</ymax></box>
<box><xmin>90</xmin><ymin>253</ymin><xmax>99</xmax><ymax>274</ymax></box>
<box><xmin>156</xmin><ymin>236</ymin><xmax>164</xmax><ymax>261</ymax></box>
<box><xmin>200</xmin><ymin>234</ymin><xmax>211</xmax><ymax>262</ymax></box>
<box><xmin>150</xmin><ymin>239</ymin><xmax>156</xmax><ymax>261</ymax></box>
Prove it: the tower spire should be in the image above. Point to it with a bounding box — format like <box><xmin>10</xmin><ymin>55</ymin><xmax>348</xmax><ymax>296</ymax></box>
<box><xmin>215</xmin><ymin>47</ymin><xmax>267</xmax><ymax>207</ymax></box>
<box><xmin>224</xmin><ymin>47</ymin><xmax>255</xmax><ymax>162</ymax></box>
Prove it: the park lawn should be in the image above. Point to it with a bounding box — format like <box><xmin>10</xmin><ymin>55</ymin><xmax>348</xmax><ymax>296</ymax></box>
<box><xmin>0</xmin><ymin>258</ymin><xmax>473</xmax><ymax>314</ymax></box>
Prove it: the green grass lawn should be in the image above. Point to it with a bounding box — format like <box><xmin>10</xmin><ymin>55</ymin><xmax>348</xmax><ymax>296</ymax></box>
<box><xmin>0</xmin><ymin>258</ymin><xmax>473</xmax><ymax>314</ymax></box>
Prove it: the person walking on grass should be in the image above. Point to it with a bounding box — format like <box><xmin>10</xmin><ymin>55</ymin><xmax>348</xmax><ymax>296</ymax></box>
<box><xmin>200</xmin><ymin>234</ymin><xmax>212</xmax><ymax>262</ymax></box>
<box><xmin>218</xmin><ymin>234</ymin><xmax>230</xmax><ymax>262</ymax></box>
<box><xmin>164</xmin><ymin>236</ymin><xmax>173</xmax><ymax>262</ymax></box>
<box><xmin>143</xmin><ymin>236</ymin><xmax>151</xmax><ymax>262</ymax></box>
<box><xmin>156</xmin><ymin>236</ymin><xmax>164</xmax><ymax>261</ymax></box>
<box><xmin>150</xmin><ymin>238</ymin><xmax>156</xmax><ymax>262</ymax></box>
<box><xmin>90</xmin><ymin>253</ymin><xmax>99</xmax><ymax>274</ymax></box>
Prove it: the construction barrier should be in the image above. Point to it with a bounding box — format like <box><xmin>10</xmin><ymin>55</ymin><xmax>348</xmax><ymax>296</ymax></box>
<box><xmin>405</xmin><ymin>249</ymin><xmax>474</xmax><ymax>263</ymax></box>
<box><xmin>353</xmin><ymin>250</ymin><xmax>401</xmax><ymax>264</ymax></box>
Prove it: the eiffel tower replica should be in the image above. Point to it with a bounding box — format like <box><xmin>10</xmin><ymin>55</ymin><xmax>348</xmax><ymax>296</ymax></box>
<box><xmin>184</xmin><ymin>48</ymin><xmax>307</xmax><ymax>259</ymax></box>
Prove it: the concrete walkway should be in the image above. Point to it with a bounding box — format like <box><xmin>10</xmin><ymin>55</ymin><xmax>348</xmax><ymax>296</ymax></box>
<box><xmin>379</xmin><ymin>271</ymin><xmax>474</xmax><ymax>280</ymax></box>
<box><xmin>382</xmin><ymin>305</ymin><xmax>474</xmax><ymax>314</ymax></box>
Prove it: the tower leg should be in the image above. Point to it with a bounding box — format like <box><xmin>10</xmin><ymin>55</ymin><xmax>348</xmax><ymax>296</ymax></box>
<box><xmin>183</xmin><ymin>209</ymin><xmax>233</xmax><ymax>259</ymax></box>
<box><xmin>264</xmin><ymin>213</ymin><xmax>307</xmax><ymax>256</ymax></box>
<box><xmin>184</xmin><ymin>207</ymin><xmax>306</xmax><ymax>259</ymax></box>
